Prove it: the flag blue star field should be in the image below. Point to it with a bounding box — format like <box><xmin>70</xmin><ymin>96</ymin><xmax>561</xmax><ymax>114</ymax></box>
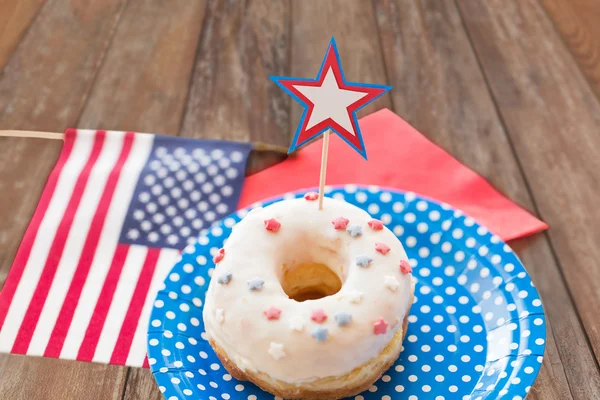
<box><xmin>0</xmin><ymin>129</ymin><xmax>250</xmax><ymax>367</ymax></box>
<box><xmin>120</xmin><ymin>137</ymin><xmax>248</xmax><ymax>249</ymax></box>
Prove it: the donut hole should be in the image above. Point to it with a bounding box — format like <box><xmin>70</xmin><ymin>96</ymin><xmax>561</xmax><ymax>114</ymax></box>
<box><xmin>280</xmin><ymin>263</ymin><xmax>343</xmax><ymax>302</ymax></box>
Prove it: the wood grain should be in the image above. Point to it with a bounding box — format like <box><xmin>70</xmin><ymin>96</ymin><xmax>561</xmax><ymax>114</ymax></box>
<box><xmin>0</xmin><ymin>0</ymin><xmax>45</xmax><ymax>71</ymax></box>
<box><xmin>290</xmin><ymin>0</ymin><xmax>392</xmax><ymax>127</ymax></box>
<box><xmin>374</xmin><ymin>0</ymin><xmax>600</xmax><ymax>397</ymax></box>
<box><xmin>180</xmin><ymin>0</ymin><xmax>291</xmax><ymax>146</ymax></box>
<box><xmin>77</xmin><ymin>0</ymin><xmax>207</xmax><ymax>134</ymax></box>
<box><xmin>0</xmin><ymin>0</ymin><xmax>130</xmax><ymax>398</ymax></box>
<box><xmin>121</xmin><ymin>368</ymin><xmax>163</xmax><ymax>400</ymax></box>
<box><xmin>457</xmin><ymin>0</ymin><xmax>600</xmax><ymax>384</ymax></box>
<box><xmin>0</xmin><ymin>355</ymin><xmax>127</xmax><ymax>400</ymax></box>
<box><xmin>541</xmin><ymin>0</ymin><xmax>600</xmax><ymax>100</ymax></box>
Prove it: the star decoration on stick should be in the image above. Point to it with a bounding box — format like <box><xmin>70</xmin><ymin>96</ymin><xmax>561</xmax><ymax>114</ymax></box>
<box><xmin>270</xmin><ymin>37</ymin><xmax>391</xmax><ymax>159</ymax></box>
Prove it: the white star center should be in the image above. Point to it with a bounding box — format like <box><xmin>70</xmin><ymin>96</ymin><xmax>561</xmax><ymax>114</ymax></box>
<box><xmin>294</xmin><ymin>68</ymin><xmax>368</xmax><ymax>135</ymax></box>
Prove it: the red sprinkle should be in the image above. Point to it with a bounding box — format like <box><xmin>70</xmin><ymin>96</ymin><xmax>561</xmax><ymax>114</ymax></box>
<box><xmin>311</xmin><ymin>309</ymin><xmax>328</xmax><ymax>323</ymax></box>
<box><xmin>332</xmin><ymin>217</ymin><xmax>350</xmax><ymax>230</ymax></box>
<box><xmin>375</xmin><ymin>242</ymin><xmax>391</xmax><ymax>255</ymax></box>
<box><xmin>264</xmin><ymin>306</ymin><xmax>282</xmax><ymax>320</ymax></box>
<box><xmin>400</xmin><ymin>260</ymin><xmax>412</xmax><ymax>274</ymax></box>
<box><xmin>304</xmin><ymin>192</ymin><xmax>319</xmax><ymax>201</ymax></box>
<box><xmin>373</xmin><ymin>318</ymin><xmax>388</xmax><ymax>335</ymax></box>
<box><xmin>368</xmin><ymin>219</ymin><xmax>384</xmax><ymax>231</ymax></box>
<box><xmin>213</xmin><ymin>248</ymin><xmax>225</xmax><ymax>263</ymax></box>
<box><xmin>264</xmin><ymin>218</ymin><xmax>281</xmax><ymax>232</ymax></box>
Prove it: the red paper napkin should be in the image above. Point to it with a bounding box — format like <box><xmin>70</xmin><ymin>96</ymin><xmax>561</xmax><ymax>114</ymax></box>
<box><xmin>239</xmin><ymin>108</ymin><xmax>547</xmax><ymax>241</ymax></box>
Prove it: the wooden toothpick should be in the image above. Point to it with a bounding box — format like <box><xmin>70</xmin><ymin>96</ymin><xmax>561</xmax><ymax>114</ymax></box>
<box><xmin>318</xmin><ymin>130</ymin><xmax>330</xmax><ymax>210</ymax></box>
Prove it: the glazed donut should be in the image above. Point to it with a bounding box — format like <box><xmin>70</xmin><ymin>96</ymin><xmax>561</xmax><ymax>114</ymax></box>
<box><xmin>202</xmin><ymin>195</ymin><xmax>414</xmax><ymax>399</ymax></box>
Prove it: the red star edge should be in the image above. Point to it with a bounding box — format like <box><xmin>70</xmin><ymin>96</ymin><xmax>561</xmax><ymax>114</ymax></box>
<box><xmin>270</xmin><ymin>37</ymin><xmax>391</xmax><ymax>159</ymax></box>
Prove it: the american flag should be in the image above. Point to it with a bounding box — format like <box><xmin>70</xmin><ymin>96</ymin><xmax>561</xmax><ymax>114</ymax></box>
<box><xmin>0</xmin><ymin>129</ymin><xmax>250</xmax><ymax>367</ymax></box>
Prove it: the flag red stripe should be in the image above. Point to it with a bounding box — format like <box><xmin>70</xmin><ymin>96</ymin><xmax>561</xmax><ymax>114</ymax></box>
<box><xmin>11</xmin><ymin>131</ymin><xmax>106</xmax><ymax>354</ymax></box>
<box><xmin>77</xmin><ymin>244</ymin><xmax>129</xmax><ymax>362</ymax></box>
<box><xmin>0</xmin><ymin>129</ymin><xmax>76</xmax><ymax>331</ymax></box>
<box><xmin>109</xmin><ymin>248</ymin><xmax>160</xmax><ymax>365</ymax></box>
<box><xmin>44</xmin><ymin>132</ymin><xmax>135</xmax><ymax>357</ymax></box>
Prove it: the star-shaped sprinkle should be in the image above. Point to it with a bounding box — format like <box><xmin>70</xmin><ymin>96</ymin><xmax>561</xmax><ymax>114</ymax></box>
<box><xmin>247</xmin><ymin>277</ymin><xmax>265</xmax><ymax>291</ymax></box>
<box><xmin>264</xmin><ymin>306</ymin><xmax>282</xmax><ymax>320</ymax></box>
<box><xmin>385</xmin><ymin>275</ymin><xmax>399</xmax><ymax>291</ymax></box>
<box><xmin>375</xmin><ymin>242</ymin><xmax>391</xmax><ymax>254</ymax></box>
<box><xmin>268</xmin><ymin>342</ymin><xmax>286</xmax><ymax>360</ymax></box>
<box><xmin>346</xmin><ymin>224</ymin><xmax>363</xmax><ymax>237</ymax></box>
<box><xmin>216</xmin><ymin>308</ymin><xmax>224</xmax><ymax>324</ymax></box>
<box><xmin>213</xmin><ymin>248</ymin><xmax>225</xmax><ymax>263</ymax></box>
<box><xmin>217</xmin><ymin>272</ymin><xmax>232</xmax><ymax>284</ymax></box>
<box><xmin>311</xmin><ymin>309</ymin><xmax>328</xmax><ymax>323</ymax></box>
<box><xmin>356</xmin><ymin>254</ymin><xmax>373</xmax><ymax>268</ymax></box>
<box><xmin>304</xmin><ymin>192</ymin><xmax>319</xmax><ymax>201</ymax></box>
<box><xmin>264</xmin><ymin>218</ymin><xmax>281</xmax><ymax>232</ymax></box>
<box><xmin>334</xmin><ymin>312</ymin><xmax>352</xmax><ymax>327</ymax></box>
<box><xmin>373</xmin><ymin>318</ymin><xmax>388</xmax><ymax>335</ymax></box>
<box><xmin>368</xmin><ymin>219</ymin><xmax>384</xmax><ymax>230</ymax></box>
<box><xmin>399</xmin><ymin>260</ymin><xmax>412</xmax><ymax>274</ymax></box>
<box><xmin>312</xmin><ymin>326</ymin><xmax>329</xmax><ymax>342</ymax></box>
<box><xmin>347</xmin><ymin>291</ymin><xmax>363</xmax><ymax>304</ymax></box>
<box><xmin>332</xmin><ymin>217</ymin><xmax>350</xmax><ymax>230</ymax></box>
<box><xmin>288</xmin><ymin>316</ymin><xmax>304</xmax><ymax>332</ymax></box>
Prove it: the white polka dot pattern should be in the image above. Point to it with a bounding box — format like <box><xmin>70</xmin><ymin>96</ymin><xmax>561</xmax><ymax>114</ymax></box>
<box><xmin>147</xmin><ymin>186</ymin><xmax>545</xmax><ymax>400</ymax></box>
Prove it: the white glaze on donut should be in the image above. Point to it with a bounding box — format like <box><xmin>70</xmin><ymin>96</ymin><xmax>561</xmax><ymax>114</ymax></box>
<box><xmin>203</xmin><ymin>197</ymin><xmax>413</xmax><ymax>383</ymax></box>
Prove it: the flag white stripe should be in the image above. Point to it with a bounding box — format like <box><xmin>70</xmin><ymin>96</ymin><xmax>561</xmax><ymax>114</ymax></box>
<box><xmin>27</xmin><ymin>131</ymin><xmax>126</xmax><ymax>356</ymax></box>
<box><xmin>125</xmin><ymin>248</ymin><xmax>180</xmax><ymax>366</ymax></box>
<box><xmin>60</xmin><ymin>133</ymin><xmax>154</xmax><ymax>359</ymax></box>
<box><xmin>92</xmin><ymin>245</ymin><xmax>148</xmax><ymax>364</ymax></box>
<box><xmin>0</xmin><ymin>132</ymin><xmax>95</xmax><ymax>352</ymax></box>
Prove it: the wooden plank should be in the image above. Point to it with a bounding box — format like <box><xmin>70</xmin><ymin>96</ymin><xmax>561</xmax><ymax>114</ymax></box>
<box><xmin>290</xmin><ymin>0</ymin><xmax>392</xmax><ymax>126</ymax></box>
<box><xmin>77</xmin><ymin>0</ymin><xmax>207</xmax><ymax>134</ymax></box>
<box><xmin>0</xmin><ymin>355</ymin><xmax>127</xmax><ymax>399</ymax></box>
<box><xmin>457</xmin><ymin>0</ymin><xmax>600</xmax><ymax>374</ymax></box>
<box><xmin>180</xmin><ymin>0</ymin><xmax>291</xmax><ymax>146</ymax></box>
<box><xmin>0</xmin><ymin>0</ymin><xmax>45</xmax><ymax>71</ymax></box>
<box><xmin>0</xmin><ymin>0</ymin><xmax>129</xmax><ymax>398</ymax></box>
<box><xmin>374</xmin><ymin>0</ymin><xmax>600</xmax><ymax>398</ymax></box>
<box><xmin>122</xmin><ymin>368</ymin><xmax>163</xmax><ymax>400</ymax></box>
<box><xmin>179</xmin><ymin>0</ymin><xmax>290</xmax><ymax>176</ymax></box>
<box><xmin>541</xmin><ymin>0</ymin><xmax>600</xmax><ymax>100</ymax></box>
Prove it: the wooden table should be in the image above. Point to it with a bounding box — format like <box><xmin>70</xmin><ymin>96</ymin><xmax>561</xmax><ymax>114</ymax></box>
<box><xmin>1</xmin><ymin>0</ymin><xmax>599</xmax><ymax>399</ymax></box>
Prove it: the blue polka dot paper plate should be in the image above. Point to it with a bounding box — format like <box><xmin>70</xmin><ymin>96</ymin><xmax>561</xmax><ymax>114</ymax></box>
<box><xmin>147</xmin><ymin>186</ymin><xmax>546</xmax><ymax>400</ymax></box>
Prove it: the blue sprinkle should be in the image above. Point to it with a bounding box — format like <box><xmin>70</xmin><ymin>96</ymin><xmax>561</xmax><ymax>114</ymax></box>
<box><xmin>356</xmin><ymin>254</ymin><xmax>373</xmax><ymax>268</ymax></box>
<box><xmin>312</xmin><ymin>326</ymin><xmax>329</xmax><ymax>342</ymax></box>
<box><xmin>346</xmin><ymin>224</ymin><xmax>363</xmax><ymax>237</ymax></box>
<box><xmin>217</xmin><ymin>272</ymin><xmax>232</xmax><ymax>284</ymax></box>
<box><xmin>247</xmin><ymin>277</ymin><xmax>265</xmax><ymax>291</ymax></box>
<box><xmin>334</xmin><ymin>312</ymin><xmax>352</xmax><ymax>327</ymax></box>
